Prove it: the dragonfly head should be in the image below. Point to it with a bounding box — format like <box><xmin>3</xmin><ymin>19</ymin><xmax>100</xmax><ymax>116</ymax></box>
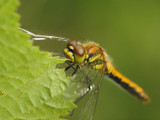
<box><xmin>64</xmin><ymin>40</ymin><xmax>86</xmax><ymax>63</ymax></box>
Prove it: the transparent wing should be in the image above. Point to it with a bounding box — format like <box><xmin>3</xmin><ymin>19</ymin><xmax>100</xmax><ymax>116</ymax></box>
<box><xmin>68</xmin><ymin>87</ymin><xmax>99</xmax><ymax>120</ymax></box>
<box><xmin>64</xmin><ymin>63</ymin><xmax>105</xmax><ymax>120</ymax></box>
<box><xmin>20</xmin><ymin>28</ymin><xmax>69</xmax><ymax>41</ymax></box>
<box><xmin>20</xmin><ymin>28</ymin><xmax>69</xmax><ymax>58</ymax></box>
<box><xmin>63</xmin><ymin>66</ymin><xmax>99</xmax><ymax>100</ymax></box>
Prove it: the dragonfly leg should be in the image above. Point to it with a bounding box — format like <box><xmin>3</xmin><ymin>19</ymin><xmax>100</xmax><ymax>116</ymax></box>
<box><xmin>65</xmin><ymin>63</ymin><xmax>75</xmax><ymax>71</ymax></box>
<box><xmin>72</xmin><ymin>65</ymin><xmax>79</xmax><ymax>76</ymax></box>
<box><xmin>65</xmin><ymin>61</ymin><xmax>80</xmax><ymax>76</ymax></box>
<box><xmin>65</xmin><ymin>61</ymin><xmax>76</xmax><ymax>70</ymax></box>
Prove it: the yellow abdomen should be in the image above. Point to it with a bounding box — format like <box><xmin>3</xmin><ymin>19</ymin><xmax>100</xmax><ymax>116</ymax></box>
<box><xmin>105</xmin><ymin>61</ymin><xmax>150</xmax><ymax>103</ymax></box>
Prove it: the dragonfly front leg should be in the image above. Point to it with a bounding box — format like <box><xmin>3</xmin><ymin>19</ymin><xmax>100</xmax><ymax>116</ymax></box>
<box><xmin>65</xmin><ymin>61</ymin><xmax>76</xmax><ymax>71</ymax></box>
<box><xmin>72</xmin><ymin>65</ymin><xmax>79</xmax><ymax>76</ymax></box>
<box><xmin>65</xmin><ymin>61</ymin><xmax>79</xmax><ymax>76</ymax></box>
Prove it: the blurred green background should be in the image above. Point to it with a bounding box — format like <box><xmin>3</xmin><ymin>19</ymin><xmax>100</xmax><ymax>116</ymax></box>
<box><xmin>18</xmin><ymin>0</ymin><xmax>160</xmax><ymax>120</ymax></box>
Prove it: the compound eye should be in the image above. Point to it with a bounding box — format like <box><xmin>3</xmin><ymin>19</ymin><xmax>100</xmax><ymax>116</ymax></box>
<box><xmin>74</xmin><ymin>45</ymin><xmax>85</xmax><ymax>57</ymax></box>
<box><xmin>67</xmin><ymin>40</ymin><xmax>77</xmax><ymax>47</ymax></box>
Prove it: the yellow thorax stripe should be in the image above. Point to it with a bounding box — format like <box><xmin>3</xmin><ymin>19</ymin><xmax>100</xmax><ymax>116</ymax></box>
<box><xmin>89</xmin><ymin>54</ymin><xmax>101</xmax><ymax>63</ymax></box>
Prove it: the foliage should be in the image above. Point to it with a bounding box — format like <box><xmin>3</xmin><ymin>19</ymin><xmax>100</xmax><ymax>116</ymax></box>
<box><xmin>0</xmin><ymin>0</ymin><xmax>74</xmax><ymax>119</ymax></box>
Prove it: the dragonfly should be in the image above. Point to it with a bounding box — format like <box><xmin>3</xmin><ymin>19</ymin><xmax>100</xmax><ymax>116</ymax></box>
<box><xmin>20</xmin><ymin>28</ymin><xmax>150</xmax><ymax>120</ymax></box>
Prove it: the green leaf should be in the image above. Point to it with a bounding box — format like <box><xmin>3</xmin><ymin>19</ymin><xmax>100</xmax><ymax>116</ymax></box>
<box><xmin>0</xmin><ymin>0</ymin><xmax>74</xmax><ymax>120</ymax></box>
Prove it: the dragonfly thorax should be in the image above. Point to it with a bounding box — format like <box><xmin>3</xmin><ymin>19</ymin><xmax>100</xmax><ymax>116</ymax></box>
<box><xmin>64</xmin><ymin>40</ymin><xmax>86</xmax><ymax>63</ymax></box>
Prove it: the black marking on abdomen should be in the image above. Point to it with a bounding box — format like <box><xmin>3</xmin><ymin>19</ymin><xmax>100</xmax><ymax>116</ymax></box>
<box><xmin>107</xmin><ymin>73</ymin><xmax>145</xmax><ymax>101</ymax></box>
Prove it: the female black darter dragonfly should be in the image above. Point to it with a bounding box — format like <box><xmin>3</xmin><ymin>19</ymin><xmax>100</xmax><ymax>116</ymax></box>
<box><xmin>20</xmin><ymin>28</ymin><xmax>150</xmax><ymax>120</ymax></box>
